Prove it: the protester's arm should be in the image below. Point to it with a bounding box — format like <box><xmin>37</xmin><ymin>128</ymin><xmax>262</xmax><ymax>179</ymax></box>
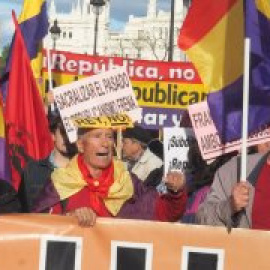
<box><xmin>196</xmin><ymin>160</ymin><xmax>241</xmax><ymax>228</ymax></box>
<box><xmin>154</xmin><ymin>172</ymin><xmax>187</xmax><ymax>222</ymax></box>
<box><xmin>118</xmin><ymin>171</ymin><xmax>187</xmax><ymax>222</ymax></box>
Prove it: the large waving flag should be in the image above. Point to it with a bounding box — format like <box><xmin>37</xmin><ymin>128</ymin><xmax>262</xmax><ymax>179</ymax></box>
<box><xmin>178</xmin><ymin>0</ymin><xmax>270</xmax><ymax>142</ymax></box>
<box><xmin>1</xmin><ymin>0</ymin><xmax>49</xmax><ymax>101</ymax></box>
<box><xmin>0</xmin><ymin>92</ymin><xmax>11</xmax><ymax>182</ymax></box>
<box><xmin>5</xmin><ymin>12</ymin><xmax>53</xmax><ymax>190</ymax></box>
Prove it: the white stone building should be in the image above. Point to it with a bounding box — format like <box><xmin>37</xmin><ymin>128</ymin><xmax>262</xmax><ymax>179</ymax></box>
<box><xmin>45</xmin><ymin>0</ymin><xmax>191</xmax><ymax>61</ymax></box>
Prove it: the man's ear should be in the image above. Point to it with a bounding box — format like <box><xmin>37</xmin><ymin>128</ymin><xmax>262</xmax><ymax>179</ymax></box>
<box><xmin>76</xmin><ymin>138</ymin><xmax>84</xmax><ymax>154</ymax></box>
<box><xmin>51</xmin><ymin>132</ymin><xmax>56</xmax><ymax>144</ymax></box>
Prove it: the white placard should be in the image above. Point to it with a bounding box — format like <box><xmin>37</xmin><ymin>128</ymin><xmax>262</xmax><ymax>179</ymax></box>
<box><xmin>163</xmin><ymin>127</ymin><xmax>195</xmax><ymax>175</ymax></box>
<box><xmin>52</xmin><ymin>67</ymin><xmax>142</xmax><ymax>142</ymax></box>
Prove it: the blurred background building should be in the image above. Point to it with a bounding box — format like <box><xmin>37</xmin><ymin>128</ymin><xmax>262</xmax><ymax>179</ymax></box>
<box><xmin>45</xmin><ymin>0</ymin><xmax>191</xmax><ymax>61</ymax></box>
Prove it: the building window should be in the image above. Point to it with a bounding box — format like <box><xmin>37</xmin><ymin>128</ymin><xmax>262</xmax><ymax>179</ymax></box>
<box><xmin>69</xmin><ymin>32</ymin><xmax>72</xmax><ymax>39</ymax></box>
<box><xmin>63</xmin><ymin>32</ymin><xmax>66</xmax><ymax>38</ymax></box>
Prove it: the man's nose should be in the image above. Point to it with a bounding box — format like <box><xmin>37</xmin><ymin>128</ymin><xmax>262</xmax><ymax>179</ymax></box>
<box><xmin>101</xmin><ymin>137</ymin><xmax>110</xmax><ymax>147</ymax></box>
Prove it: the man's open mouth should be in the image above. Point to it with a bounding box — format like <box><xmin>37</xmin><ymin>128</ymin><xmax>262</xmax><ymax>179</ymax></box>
<box><xmin>96</xmin><ymin>152</ymin><xmax>109</xmax><ymax>157</ymax></box>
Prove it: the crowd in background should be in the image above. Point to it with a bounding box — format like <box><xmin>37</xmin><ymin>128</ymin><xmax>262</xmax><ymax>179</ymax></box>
<box><xmin>1</xmin><ymin>110</ymin><xmax>270</xmax><ymax>232</ymax></box>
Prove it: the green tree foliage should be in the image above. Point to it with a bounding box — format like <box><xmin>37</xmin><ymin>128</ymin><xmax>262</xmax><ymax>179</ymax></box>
<box><xmin>0</xmin><ymin>44</ymin><xmax>10</xmax><ymax>76</ymax></box>
<box><xmin>1</xmin><ymin>44</ymin><xmax>10</xmax><ymax>66</ymax></box>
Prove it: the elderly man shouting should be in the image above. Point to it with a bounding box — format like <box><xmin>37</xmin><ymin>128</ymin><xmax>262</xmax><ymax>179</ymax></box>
<box><xmin>34</xmin><ymin>127</ymin><xmax>187</xmax><ymax>226</ymax></box>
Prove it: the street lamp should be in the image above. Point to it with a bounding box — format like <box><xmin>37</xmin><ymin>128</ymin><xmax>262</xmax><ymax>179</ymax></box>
<box><xmin>168</xmin><ymin>0</ymin><xmax>175</xmax><ymax>61</ymax></box>
<box><xmin>90</xmin><ymin>0</ymin><xmax>106</xmax><ymax>55</ymax></box>
<box><xmin>50</xmin><ymin>19</ymin><xmax>61</xmax><ymax>50</ymax></box>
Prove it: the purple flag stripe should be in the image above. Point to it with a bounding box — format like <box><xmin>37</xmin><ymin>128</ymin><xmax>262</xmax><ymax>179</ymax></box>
<box><xmin>20</xmin><ymin>2</ymin><xmax>49</xmax><ymax>59</ymax></box>
<box><xmin>208</xmin><ymin>1</ymin><xmax>270</xmax><ymax>142</ymax></box>
<box><xmin>0</xmin><ymin>137</ymin><xmax>11</xmax><ymax>182</ymax></box>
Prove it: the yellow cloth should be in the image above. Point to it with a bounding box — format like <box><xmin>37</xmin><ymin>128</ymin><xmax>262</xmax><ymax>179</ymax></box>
<box><xmin>51</xmin><ymin>156</ymin><xmax>134</xmax><ymax>216</ymax></box>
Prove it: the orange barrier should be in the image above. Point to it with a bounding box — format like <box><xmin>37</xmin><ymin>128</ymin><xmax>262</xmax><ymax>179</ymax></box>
<box><xmin>0</xmin><ymin>214</ymin><xmax>268</xmax><ymax>270</ymax></box>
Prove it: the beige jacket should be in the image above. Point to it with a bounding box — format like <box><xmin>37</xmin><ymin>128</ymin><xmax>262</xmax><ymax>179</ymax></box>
<box><xmin>131</xmin><ymin>148</ymin><xmax>163</xmax><ymax>182</ymax></box>
<box><xmin>196</xmin><ymin>153</ymin><xmax>269</xmax><ymax>229</ymax></box>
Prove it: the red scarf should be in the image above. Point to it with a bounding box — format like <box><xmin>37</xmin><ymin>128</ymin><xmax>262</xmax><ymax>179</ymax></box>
<box><xmin>252</xmin><ymin>161</ymin><xmax>270</xmax><ymax>230</ymax></box>
<box><xmin>75</xmin><ymin>154</ymin><xmax>114</xmax><ymax>216</ymax></box>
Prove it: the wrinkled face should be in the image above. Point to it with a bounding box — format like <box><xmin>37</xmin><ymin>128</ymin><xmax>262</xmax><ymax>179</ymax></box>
<box><xmin>77</xmin><ymin>129</ymin><xmax>114</xmax><ymax>170</ymax></box>
<box><xmin>53</xmin><ymin>127</ymin><xmax>68</xmax><ymax>155</ymax></box>
<box><xmin>122</xmin><ymin>138</ymin><xmax>141</xmax><ymax>160</ymax></box>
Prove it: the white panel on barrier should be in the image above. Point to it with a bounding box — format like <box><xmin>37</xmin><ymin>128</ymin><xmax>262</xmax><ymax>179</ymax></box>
<box><xmin>39</xmin><ymin>235</ymin><xmax>83</xmax><ymax>270</ymax></box>
<box><xmin>181</xmin><ymin>246</ymin><xmax>225</xmax><ymax>270</ymax></box>
<box><xmin>110</xmin><ymin>241</ymin><xmax>153</xmax><ymax>270</ymax></box>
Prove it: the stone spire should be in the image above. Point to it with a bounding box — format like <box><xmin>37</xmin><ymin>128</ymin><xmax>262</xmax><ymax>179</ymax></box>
<box><xmin>175</xmin><ymin>0</ymin><xmax>184</xmax><ymax>18</ymax></box>
<box><xmin>75</xmin><ymin>0</ymin><xmax>82</xmax><ymax>16</ymax></box>
<box><xmin>147</xmin><ymin>0</ymin><xmax>157</xmax><ymax>18</ymax></box>
<box><xmin>49</xmin><ymin>0</ymin><xmax>57</xmax><ymax>18</ymax></box>
<box><xmin>71</xmin><ymin>1</ymin><xmax>75</xmax><ymax>15</ymax></box>
<box><xmin>82</xmin><ymin>0</ymin><xmax>91</xmax><ymax>16</ymax></box>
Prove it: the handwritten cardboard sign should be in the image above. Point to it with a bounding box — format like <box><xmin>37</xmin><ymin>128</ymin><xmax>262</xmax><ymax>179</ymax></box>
<box><xmin>188</xmin><ymin>101</ymin><xmax>270</xmax><ymax>160</ymax></box>
<box><xmin>72</xmin><ymin>114</ymin><xmax>134</xmax><ymax>129</ymax></box>
<box><xmin>163</xmin><ymin>127</ymin><xmax>195</xmax><ymax>175</ymax></box>
<box><xmin>53</xmin><ymin>67</ymin><xmax>141</xmax><ymax>142</ymax></box>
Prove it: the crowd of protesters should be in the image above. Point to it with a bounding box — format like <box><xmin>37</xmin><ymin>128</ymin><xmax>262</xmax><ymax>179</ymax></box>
<box><xmin>1</xmin><ymin>109</ymin><xmax>270</xmax><ymax>232</ymax></box>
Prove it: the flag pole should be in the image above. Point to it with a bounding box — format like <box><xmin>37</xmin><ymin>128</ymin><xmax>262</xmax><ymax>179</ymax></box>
<box><xmin>240</xmin><ymin>38</ymin><xmax>251</xmax><ymax>181</ymax></box>
<box><xmin>46</xmin><ymin>42</ymin><xmax>54</xmax><ymax>111</ymax></box>
<box><xmin>116</xmin><ymin>128</ymin><xmax>122</xmax><ymax>160</ymax></box>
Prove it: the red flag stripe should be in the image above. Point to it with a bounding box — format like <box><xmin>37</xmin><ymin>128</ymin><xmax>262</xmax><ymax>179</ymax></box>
<box><xmin>178</xmin><ymin>0</ymin><xmax>238</xmax><ymax>50</ymax></box>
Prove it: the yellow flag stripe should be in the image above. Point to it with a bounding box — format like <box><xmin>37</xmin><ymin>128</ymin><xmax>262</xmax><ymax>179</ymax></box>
<box><xmin>256</xmin><ymin>0</ymin><xmax>270</xmax><ymax>19</ymax></box>
<box><xmin>185</xmin><ymin>0</ymin><xmax>244</xmax><ymax>92</ymax></box>
<box><xmin>19</xmin><ymin>0</ymin><xmax>46</xmax><ymax>23</ymax></box>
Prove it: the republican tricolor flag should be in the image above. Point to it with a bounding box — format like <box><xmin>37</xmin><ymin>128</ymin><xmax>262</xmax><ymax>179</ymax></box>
<box><xmin>178</xmin><ymin>0</ymin><xmax>270</xmax><ymax>142</ymax></box>
<box><xmin>1</xmin><ymin>0</ymin><xmax>49</xmax><ymax>101</ymax></box>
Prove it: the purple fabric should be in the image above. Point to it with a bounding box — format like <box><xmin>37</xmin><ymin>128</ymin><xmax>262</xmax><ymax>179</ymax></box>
<box><xmin>20</xmin><ymin>2</ymin><xmax>49</xmax><ymax>59</ymax></box>
<box><xmin>181</xmin><ymin>186</ymin><xmax>210</xmax><ymax>224</ymax></box>
<box><xmin>33</xmin><ymin>173</ymin><xmax>158</xmax><ymax>220</ymax></box>
<box><xmin>32</xmin><ymin>180</ymin><xmax>60</xmax><ymax>213</ymax></box>
<box><xmin>0</xmin><ymin>137</ymin><xmax>11</xmax><ymax>182</ymax></box>
<box><xmin>207</xmin><ymin>1</ymin><xmax>270</xmax><ymax>143</ymax></box>
<box><xmin>117</xmin><ymin>174</ymin><xmax>158</xmax><ymax>220</ymax></box>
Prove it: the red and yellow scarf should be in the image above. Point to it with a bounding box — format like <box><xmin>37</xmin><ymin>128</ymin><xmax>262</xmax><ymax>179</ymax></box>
<box><xmin>51</xmin><ymin>155</ymin><xmax>134</xmax><ymax>216</ymax></box>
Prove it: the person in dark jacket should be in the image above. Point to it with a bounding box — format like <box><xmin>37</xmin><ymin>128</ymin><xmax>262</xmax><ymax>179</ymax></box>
<box><xmin>0</xmin><ymin>179</ymin><xmax>21</xmax><ymax>213</ymax></box>
<box><xmin>19</xmin><ymin>114</ymin><xmax>77</xmax><ymax>212</ymax></box>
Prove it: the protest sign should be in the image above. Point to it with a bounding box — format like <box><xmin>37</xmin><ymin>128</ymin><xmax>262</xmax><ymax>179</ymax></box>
<box><xmin>188</xmin><ymin>101</ymin><xmax>270</xmax><ymax>160</ymax></box>
<box><xmin>163</xmin><ymin>127</ymin><xmax>195</xmax><ymax>175</ymax></box>
<box><xmin>72</xmin><ymin>114</ymin><xmax>134</xmax><ymax>129</ymax></box>
<box><xmin>43</xmin><ymin>51</ymin><xmax>208</xmax><ymax>129</ymax></box>
<box><xmin>52</xmin><ymin>67</ymin><xmax>141</xmax><ymax>142</ymax></box>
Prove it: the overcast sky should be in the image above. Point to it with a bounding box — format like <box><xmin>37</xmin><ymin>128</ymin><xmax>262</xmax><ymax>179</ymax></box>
<box><xmin>0</xmin><ymin>0</ymin><xmax>170</xmax><ymax>54</ymax></box>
